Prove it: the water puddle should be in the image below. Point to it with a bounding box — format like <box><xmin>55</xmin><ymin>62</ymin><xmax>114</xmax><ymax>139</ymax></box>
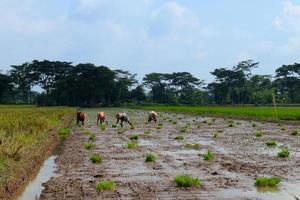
<box><xmin>215</xmin><ymin>181</ymin><xmax>300</xmax><ymax>200</ymax></box>
<box><xmin>16</xmin><ymin>155</ymin><xmax>57</xmax><ymax>200</ymax></box>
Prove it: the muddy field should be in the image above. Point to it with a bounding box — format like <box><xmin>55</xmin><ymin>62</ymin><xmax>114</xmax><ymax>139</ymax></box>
<box><xmin>39</xmin><ymin>108</ymin><xmax>300</xmax><ymax>200</ymax></box>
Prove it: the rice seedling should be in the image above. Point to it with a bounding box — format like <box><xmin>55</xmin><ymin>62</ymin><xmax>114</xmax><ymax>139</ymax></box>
<box><xmin>172</xmin><ymin>121</ymin><xmax>177</xmax><ymax>125</ymax></box>
<box><xmin>89</xmin><ymin>133</ymin><xmax>96</xmax><ymax>142</ymax></box>
<box><xmin>144</xmin><ymin>129</ymin><xmax>150</xmax><ymax>135</ymax></box>
<box><xmin>277</xmin><ymin>149</ymin><xmax>290</xmax><ymax>158</ymax></box>
<box><xmin>252</xmin><ymin>122</ymin><xmax>257</xmax><ymax>127</ymax></box>
<box><xmin>130</xmin><ymin>126</ymin><xmax>135</xmax><ymax>130</ymax></box>
<box><xmin>174</xmin><ymin>135</ymin><xmax>184</xmax><ymax>140</ymax></box>
<box><xmin>90</xmin><ymin>154</ymin><xmax>102</xmax><ymax>164</ymax></box>
<box><xmin>84</xmin><ymin>143</ymin><xmax>95</xmax><ymax>150</ymax></box>
<box><xmin>145</xmin><ymin>153</ymin><xmax>157</xmax><ymax>162</ymax></box>
<box><xmin>184</xmin><ymin>143</ymin><xmax>200</xmax><ymax>150</ymax></box>
<box><xmin>127</xmin><ymin>141</ymin><xmax>138</xmax><ymax>149</ymax></box>
<box><xmin>255</xmin><ymin>176</ymin><xmax>281</xmax><ymax>187</ymax></box>
<box><xmin>96</xmin><ymin>180</ymin><xmax>116</xmax><ymax>191</ymax></box>
<box><xmin>130</xmin><ymin>134</ymin><xmax>139</xmax><ymax>140</ymax></box>
<box><xmin>156</xmin><ymin>125</ymin><xmax>163</xmax><ymax>129</ymax></box>
<box><xmin>280</xmin><ymin>127</ymin><xmax>286</xmax><ymax>131</ymax></box>
<box><xmin>265</xmin><ymin>140</ymin><xmax>277</xmax><ymax>147</ymax></box>
<box><xmin>217</xmin><ymin>129</ymin><xmax>224</xmax><ymax>133</ymax></box>
<box><xmin>84</xmin><ymin>130</ymin><xmax>92</xmax><ymax>135</ymax></box>
<box><xmin>213</xmin><ymin>132</ymin><xmax>219</xmax><ymax>138</ymax></box>
<box><xmin>58</xmin><ymin>128</ymin><xmax>71</xmax><ymax>139</ymax></box>
<box><xmin>291</xmin><ymin>129</ymin><xmax>299</xmax><ymax>136</ymax></box>
<box><xmin>203</xmin><ymin>150</ymin><xmax>214</xmax><ymax>161</ymax></box>
<box><xmin>173</xmin><ymin>175</ymin><xmax>200</xmax><ymax>187</ymax></box>
<box><xmin>256</xmin><ymin>131</ymin><xmax>263</xmax><ymax>137</ymax></box>
<box><xmin>99</xmin><ymin>124</ymin><xmax>106</xmax><ymax>131</ymax></box>
<box><xmin>112</xmin><ymin>124</ymin><xmax>117</xmax><ymax>128</ymax></box>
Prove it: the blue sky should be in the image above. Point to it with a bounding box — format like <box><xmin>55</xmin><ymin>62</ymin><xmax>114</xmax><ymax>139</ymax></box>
<box><xmin>0</xmin><ymin>0</ymin><xmax>300</xmax><ymax>83</ymax></box>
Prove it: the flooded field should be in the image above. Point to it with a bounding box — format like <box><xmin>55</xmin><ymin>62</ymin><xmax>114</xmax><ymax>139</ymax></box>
<box><xmin>39</xmin><ymin>108</ymin><xmax>300</xmax><ymax>200</ymax></box>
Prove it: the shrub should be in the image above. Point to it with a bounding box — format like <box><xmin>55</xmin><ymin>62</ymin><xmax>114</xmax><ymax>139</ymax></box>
<box><xmin>203</xmin><ymin>150</ymin><xmax>214</xmax><ymax>161</ymax></box>
<box><xmin>127</xmin><ymin>141</ymin><xmax>138</xmax><ymax>149</ymax></box>
<box><xmin>130</xmin><ymin>134</ymin><xmax>139</xmax><ymax>140</ymax></box>
<box><xmin>58</xmin><ymin>127</ymin><xmax>71</xmax><ymax>139</ymax></box>
<box><xmin>173</xmin><ymin>175</ymin><xmax>200</xmax><ymax>187</ymax></box>
<box><xmin>265</xmin><ymin>140</ymin><xmax>277</xmax><ymax>147</ymax></box>
<box><xmin>84</xmin><ymin>143</ymin><xmax>95</xmax><ymax>150</ymax></box>
<box><xmin>277</xmin><ymin>149</ymin><xmax>290</xmax><ymax>158</ymax></box>
<box><xmin>90</xmin><ymin>154</ymin><xmax>102</xmax><ymax>163</ymax></box>
<box><xmin>174</xmin><ymin>135</ymin><xmax>184</xmax><ymax>140</ymax></box>
<box><xmin>96</xmin><ymin>180</ymin><xmax>116</xmax><ymax>191</ymax></box>
<box><xmin>255</xmin><ymin>177</ymin><xmax>281</xmax><ymax>187</ymax></box>
<box><xmin>256</xmin><ymin>131</ymin><xmax>263</xmax><ymax>137</ymax></box>
<box><xmin>184</xmin><ymin>143</ymin><xmax>200</xmax><ymax>150</ymax></box>
<box><xmin>145</xmin><ymin>153</ymin><xmax>156</xmax><ymax>162</ymax></box>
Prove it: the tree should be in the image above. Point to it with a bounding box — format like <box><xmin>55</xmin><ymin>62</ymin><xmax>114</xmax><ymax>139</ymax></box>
<box><xmin>0</xmin><ymin>73</ymin><xmax>13</xmax><ymax>103</ymax></box>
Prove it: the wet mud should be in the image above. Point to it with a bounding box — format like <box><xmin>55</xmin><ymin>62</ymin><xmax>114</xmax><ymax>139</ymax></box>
<box><xmin>39</xmin><ymin>108</ymin><xmax>300</xmax><ymax>200</ymax></box>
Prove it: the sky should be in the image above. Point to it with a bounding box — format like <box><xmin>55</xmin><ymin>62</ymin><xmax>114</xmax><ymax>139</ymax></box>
<box><xmin>0</xmin><ymin>0</ymin><xmax>300</xmax><ymax>83</ymax></box>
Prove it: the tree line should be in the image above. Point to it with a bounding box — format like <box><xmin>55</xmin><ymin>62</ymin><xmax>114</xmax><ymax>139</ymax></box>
<box><xmin>0</xmin><ymin>60</ymin><xmax>299</xmax><ymax>106</ymax></box>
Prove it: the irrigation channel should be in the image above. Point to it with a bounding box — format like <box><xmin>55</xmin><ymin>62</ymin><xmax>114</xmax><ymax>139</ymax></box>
<box><xmin>16</xmin><ymin>108</ymin><xmax>300</xmax><ymax>200</ymax></box>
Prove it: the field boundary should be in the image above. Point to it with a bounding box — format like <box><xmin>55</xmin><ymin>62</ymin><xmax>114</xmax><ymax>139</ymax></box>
<box><xmin>133</xmin><ymin>106</ymin><xmax>300</xmax><ymax>124</ymax></box>
<box><xmin>0</xmin><ymin>113</ymin><xmax>74</xmax><ymax>200</ymax></box>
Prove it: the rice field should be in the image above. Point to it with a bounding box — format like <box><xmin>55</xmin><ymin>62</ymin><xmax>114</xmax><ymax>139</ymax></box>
<box><xmin>137</xmin><ymin>105</ymin><xmax>300</xmax><ymax>121</ymax></box>
<box><xmin>0</xmin><ymin>105</ymin><xmax>74</xmax><ymax>199</ymax></box>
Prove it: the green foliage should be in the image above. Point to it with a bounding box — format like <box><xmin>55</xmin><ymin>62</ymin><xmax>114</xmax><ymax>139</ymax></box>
<box><xmin>174</xmin><ymin>135</ymin><xmax>184</xmax><ymax>140</ymax></box>
<box><xmin>139</xmin><ymin>106</ymin><xmax>300</xmax><ymax>121</ymax></box>
<box><xmin>96</xmin><ymin>180</ymin><xmax>116</xmax><ymax>191</ymax></box>
<box><xmin>277</xmin><ymin>149</ymin><xmax>290</xmax><ymax>158</ymax></box>
<box><xmin>84</xmin><ymin>143</ymin><xmax>95</xmax><ymax>150</ymax></box>
<box><xmin>173</xmin><ymin>175</ymin><xmax>200</xmax><ymax>187</ymax></box>
<box><xmin>184</xmin><ymin>143</ymin><xmax>200</xmax><ymax>150</ymax></box>
<box><xmin>255</xmin><ymin>177</ymin><xmax>281</xmax><ymax>187</ymax></box>
<box><xmin>203</xmin><ymin>150</ymin><xmax>214</xmax><ymax>161</ymax></box>
<box><xmin>145</xmin><ymin>153</ymin><xmax>156</xmax><ymax>162</ymax></box>
<box><xmin>213</xmin><ymin>132</ymin><xmax>219</xmax><ymax>138</ymax></box>
<box><xmin>90</xmin><ymin>154</ymin><xmax>102</xmax><ymax>163</ymax></box>
<box><xmin>256</xmin><ymin>131</ymin><xmax>263</xmax><ymax>137</ymax></box>
<box><xmin>89</xmin><ymin>133</ymin><xmax>96</xmax><ymax>142</ymax></box>
<box><xmin>291</xmin><ymin>129</ymin><xmax>299</xmax><ymax>136</ymax></box>
<box><xmin>127</xmin><ymin>141</ymin><xmax>138</xmax><ymax>149</ymax></box>
<box><xmin>265</xmin><ymin>140</ymin><xmax>277</xmax><ymax>147</ymax></box>
<box><xmin>58</xmin><ymin>128</ymin><xmax>71</xmax><ymax>139</ymax></box>
<box><xmin>130</xmin><ymin>134</ymin><xmax>139</xmax><ymax>140</ymax></box>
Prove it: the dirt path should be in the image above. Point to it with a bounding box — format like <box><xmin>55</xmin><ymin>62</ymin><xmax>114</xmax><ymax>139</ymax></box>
<box><xmin>40</xmin><ymin>108</ymin><xmax>300</xmax><ymax>200</ymax></box>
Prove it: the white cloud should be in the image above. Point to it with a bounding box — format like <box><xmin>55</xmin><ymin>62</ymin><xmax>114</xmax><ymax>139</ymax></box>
<box><xmin>273</xmin><ymin>0</ymin><xmax>300</xmax><ymax>32</ymax></box>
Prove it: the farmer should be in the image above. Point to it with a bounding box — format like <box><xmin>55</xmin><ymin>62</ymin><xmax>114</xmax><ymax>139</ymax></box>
<box><xmin>77</xmin><ymin>111</ymin><xmax>87</xmax><ymax>126</ymax></box>
<box><xmin>97</xmin><ymin>112</ymin><xmax>108</xmax><ymax>125</ymax></box>
<box><xmin>148</xmin><ymin>111</ymin><xmax>158</xmax><ymax>123</ymax></box>
<box><xmin>116</xmin><ymin>112</ymin><xmax>133</xmax><ymax>128</ymax></box>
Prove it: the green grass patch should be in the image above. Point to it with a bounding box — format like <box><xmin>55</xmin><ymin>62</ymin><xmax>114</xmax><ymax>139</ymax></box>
<box><xmin>255</xmin><ymin>176</ymin><xmax>281</xmax><ymax>187</ymax></box>
<box><xmin>291</xmin><ymin>129</ymin><xmax>299</xmax><ymax>136</ymax></box>
<box><xmin>213</xmin><ymin>132</ymin><xmax>219</xmax><ymax>138</ymax></box>
<box><xmin>203</xmin><ymin>150</ymin><xmax>214</xmax><ymax>161</ymax></box>
<box><xmin>84</xmin><ymin>143</ymin><xmax>95</xmax><ymax>150</ymax></box>
<box><xmin>130</xmin><ymin>134</ymin><xmax>139</xmax><ymax>140</ymax></box>
<box><xmin>256</xmin><ymin>131</ymin><xmax>263</xmax><ymax>137</ymax></box>
<box><xmin>89</xmin><ymin>133</ymin><xmax>96</xmax><ymax>142</ymax></box>
<box><xmin>277</xmin><ymin>149</ymin><xmax>290</xmax><ymax>158</ymax></box>
<box><xmin>136</xmin><ymin>105</ymin><xmax>300</xmax><ymax>121</ymax></box>
<box><xmin>58</xmin><ymin>127</ymin><xmax>71</xmax><ymax>139</ymax></box>
<box><xmin>265</xmin><ymin>140</ymin><xmax>277</xmax><ymax>147</ymax></box>
<box><xmin>173</xmin><ymin>174</ymin><xmax>200</xmax><ymax>187</ymax></box>
<box><xmin>174</xmin><ymin>135</ymin><xmax>184</xmax><ymax>140</ymax></box>
<box><xmin>184</xmin><ymin>143</ymin><xmax>200</xmax><ymax>150</ymax></box>
<box><xmin>96</xmin><ymin>180</ymin><xmax>116</xmax><ymax>191</ymax></box>
<box><xmin>127</xmin><ymin>141</ymin><xmax>138</xmax><ymax>149</ymax></box>
<box><xmin>89</xmin><ymin>154</ymin><xmax>102</xmax><ymax>164</ymax></box>
<box><xmin>145</xmin><ymin>153</ymin><xmax>157</xmax><ymax>162</ymax></box>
